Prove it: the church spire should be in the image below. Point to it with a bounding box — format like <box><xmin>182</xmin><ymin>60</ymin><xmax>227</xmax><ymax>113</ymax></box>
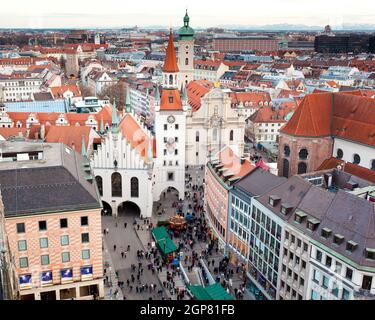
<box><xmin>112</xmin><ymin>98</ymin><xmax>119</xmax><ymax>134</ymax></box>
<box><xmin>100</xmin><ymin>115</ymin><xmax>105</xmax><ymax>135</ymax></box>
<box><xmin>154</xmin><ymin>85</ymin><xmax>160</xmax><ymax>104</ymax></box>
<box><xmin>125</xmin><ymin>87</ymin><xmax>131</xmax><ymax>113</ymax></box>
<box><xmin>147</xmin><ymin>138</ymin><xmax>153</xmax><ymax>162</ymax></box>
<box><xmin>81</xmin><ymin>135</ymin><xmax>86</xmax><ymax>157</ymax></box>
<box><xmin>163</xmin><ymin>29</ymin><xmax>179</xmax><ymax>73</ymax></box>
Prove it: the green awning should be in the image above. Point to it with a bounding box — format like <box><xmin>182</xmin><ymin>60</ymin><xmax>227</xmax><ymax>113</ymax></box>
<box><xmin>152</xmin><ymin>226</ymin><xmax>169</xmax><ymax>240</ymax></box>
<box><xmin>188</xmin><ymin>283</ymin><xmax>234</xmax><ymax>300</ymax></box>
<box><xmin>152</xmin><ymin>226</ymin><xmax>177</xmax><ymax>255</ymax></box>
<box><xmin>157</xmin><ymin>237</ymin><xmax>177</xmax><ymax>255</ymax></box>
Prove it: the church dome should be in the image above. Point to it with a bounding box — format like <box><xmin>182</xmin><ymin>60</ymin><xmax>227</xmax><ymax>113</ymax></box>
<box><xmin>178</xmin><ymin>10</ymin><xmax>195</xmax><ymax>40</ymax></box>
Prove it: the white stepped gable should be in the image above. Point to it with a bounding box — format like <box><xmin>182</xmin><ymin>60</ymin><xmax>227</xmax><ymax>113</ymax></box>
<box><xmin>93</xmin><ymin>131</ymin><xmax>147</xmax><ymax>170</ymax></box>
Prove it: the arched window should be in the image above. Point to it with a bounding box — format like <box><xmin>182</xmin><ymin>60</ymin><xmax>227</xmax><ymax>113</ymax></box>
<box><xmin>95</xmin><ymin>176</ymin><xmax>103</xmax><ymax>196</ymax></box>
<box><xmin>169</xmin><ymin>74</ymin><xmax>173</xmax><ymax>85</ymax></box>
<box><xmin>336</xmin><ymin>148</ymin><xmax>344</xmax><ymax>160</ymax></box>
<box><xmin>282</xmin><ymin>159</ymin><xmax>289</xmax><ymax>178</ymax></box>
<box><xmin>353</xmin><ymin>154</ymin><xmax>361</xmax><ymax>165</ymax></box>
<box><xmin>230</xmin><ymin>130</ymin><xmax>234</xmax><ymax>142</ymax></box>
<box><xmin>185</xmin><ymin>58</ymin><xmax>189</xmax><ymax>66</ymax></box>
<box><xmin>371</xmin><ymin>160</ymin><xmax>375</xmax><ymax>171</ymax></box>
<box><xmin>299</xmin><ymin>148</ymin><xmax>308</xmax><ymax>160</ymax></box>
<box><xmin>131</xmin><ymin>177</ymin><xmax>139</xmax><ymax>198</ymax></box>
<box><xmin>298</xmin><ymin>162</ymin><xmax>307</xmax><ymax>175</ymax></box>
<box><xmin>284</xmin><ymin>145</ymin><xmax>290</xmax><ymax>157</ymax></box>
<box><xmin>111</xmin><ymin>172</ymin><xmax>122</xmax><ymax>197</ymax></box>
<box><xmin>196</xmin><ymin>131</ymin><xmax>199</xmax><ymax>142</ymax></box>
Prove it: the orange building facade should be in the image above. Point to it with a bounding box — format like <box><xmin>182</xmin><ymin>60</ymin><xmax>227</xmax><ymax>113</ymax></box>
<box><xmin>5</xmin><ymin>209</ymin><xmax>104</xmax><ymax>300</ymax></box>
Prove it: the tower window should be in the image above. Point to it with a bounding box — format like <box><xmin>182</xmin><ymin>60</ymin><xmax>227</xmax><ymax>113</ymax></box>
<box><xmin>185</xmin><ymin>58</ymin><xmax>189</xmax><ymax>66</ymax></box>
<box><xmin>169</xmin><ymin>96</ymin><xmax>173</xmax><ymax>103</ymax></box>
<box><xmin>353</xmin><ymin>154</ymin><xmax>361</xmax><ymax>165</ymax></box>
<box><xmin>336</xmin><ymin>148</ymin><xmax>344</xmax><ymax>159</ymax></box>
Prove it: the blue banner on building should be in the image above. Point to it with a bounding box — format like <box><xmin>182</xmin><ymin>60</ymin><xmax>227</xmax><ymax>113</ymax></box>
<box><xmin>19</xmin><ymin>274</ymin><xmax>32</xmax><ymax>289</ymax></box>
<box><xmin>81</xmin><ymin>266</ymin><xmax>93</xmax><ymax>280</ymax></box>
<box><xmin>61</xmin><ymin>268</ymin><xmax>73</xmax><ymax>283</ymax></box>
<box><xmin>41</xmin><ymin>271</ymin><xmax>53</xmax><ymax>284</ymax></box>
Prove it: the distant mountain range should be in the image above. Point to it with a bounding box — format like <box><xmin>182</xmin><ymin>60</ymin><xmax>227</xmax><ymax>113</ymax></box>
<box><xmin>133</xmin><ymin>23</ymin><xmax>375</xmax><ymax>32</ymax></box>
<box><xmin>2</xmin><ymin>23</ymin><xmax>375</xmax><ymax>32</ymax></box>
<box><xmin>216</xmin><ymin>23</ymin><xmax>375</xmax><ymax>31</ymax></box>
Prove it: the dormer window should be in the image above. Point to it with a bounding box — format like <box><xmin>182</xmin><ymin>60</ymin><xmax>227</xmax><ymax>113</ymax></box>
<box><xmin>269</xmin><ymin>195</ymin><xmax>281</xmax><ymax>207</ymax></box>
<box><xmin>307</xmin><ymin>218</ymin><xmax>320</xmax><ymax>231</ymax></box>
<box><xmin>321</xmin><ymin>228</ymin><xmax>332</xmax><ymax>239</ymax></box>
<box><xmin>346</xmin><ymin>241</ymin><xmax>358</xmax><ymax>252</ymax></box>
<box><xmin>280</xmin><ymin>203</ymin><xmax>293</xmax><ymax>215</ymax></box>
<box><xmin>333</xmin><ymin>234</ymin><xmax>345</xmax><ymax>245</ymax></box>
<box><xmin>365</xmin><ymin>248</ymin><xmax>375</xmax><ymax>260</ymax></box>
<box><xmin>295</xmin><ymin>210</ymin><xmax>307</xmax><ymax>224</ymax></box>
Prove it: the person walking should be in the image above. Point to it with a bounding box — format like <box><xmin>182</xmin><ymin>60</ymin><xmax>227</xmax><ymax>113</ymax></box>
<box><xmin>121</xmin><ymin>251</ymin><xmax>124</xmax><ymax>259</ymax></box>
<box><xmin>113</xmin><ymin>244</ymin><xmax>117</xmax><ymax>251</ymax></box>
<box><xmin>124</xmin><ymin>222</ymin><xmax>127</xmax><ymax>228</ymax></box>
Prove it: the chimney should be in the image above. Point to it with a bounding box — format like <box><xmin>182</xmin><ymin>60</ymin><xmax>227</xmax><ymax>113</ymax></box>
<box><xmin>240</xmin><ymin>157</ymin><xmax>246</xmax><ymax>165</ymax></box>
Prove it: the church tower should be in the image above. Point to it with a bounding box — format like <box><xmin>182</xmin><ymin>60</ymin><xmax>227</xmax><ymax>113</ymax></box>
<box><xmin>154</xmin><ymin>30</ymin><xmax>187</xmax><ymax>202</ymax></box>
<box><xmin>178</xmin><ymin>10</ymin><xmax>195</xmax><ymax>88</ymax></box>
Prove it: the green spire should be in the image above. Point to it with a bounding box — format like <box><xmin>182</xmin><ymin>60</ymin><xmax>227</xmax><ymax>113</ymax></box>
<box><xmin>125</xmin><ymin>87</ymin><xmax>131</xmax><ymax>113</ymax></box>
<box><xmin>181</xmin><ymin>85</ymin><xmax>187</xmax><ymax>102</ymax></box>
<box><xmin>81</xmin><ymin>135</ymin><xmax>86</xmax><ymax>157</ymax></box>
<box><xmin>184</xmin><ymin>9</ymin><xmax>190</xmax><ymax>27</ymax></box>
<box><xmin>154</xmin><ymin>85</ymin><xmax>160</xmax><ymax>103</ymax></box>
<box><xmin>112</xmin><ymin>98</ymin><xmax>119</xmax><ymax>134</ymax></box>
<box><xmin>100</xmin><ymin>116</ymin><xmax>105</xmax><ymax>135</ymax></box>
<box><xmin>179</xmin><ymin>9</ymin><xmax>195</xmax><ymax>39</ymax></box>
<box><xmin>147</xmin><ymin>138</ymin><xmax>153</xmax><ymax>162</ymax></box>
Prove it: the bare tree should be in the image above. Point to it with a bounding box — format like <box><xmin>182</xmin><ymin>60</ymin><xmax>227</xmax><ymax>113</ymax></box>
<box><xmin>78</xmin><ymin>83</ymin><xmax>94</xmax><ymax>98</ymax></box>
<box><xmin>98</xmin><ymin>82</ymin><xmax>126</xmax><ymax>110</ymax></box>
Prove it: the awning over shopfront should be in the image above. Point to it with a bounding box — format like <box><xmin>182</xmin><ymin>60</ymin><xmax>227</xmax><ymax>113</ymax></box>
<box><xmin>152</xmin><ymin>226</ymin><xmax>178</xmax><ymax>255</ymax></box>
<box><xmin>188</xmin><ymin>283</ymin><xmax>234</xmax><ymax>300</ymax></box>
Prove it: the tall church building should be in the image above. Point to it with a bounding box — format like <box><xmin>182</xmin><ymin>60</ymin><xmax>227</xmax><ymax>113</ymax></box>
<box><xmin>177</xmin><ymin>10</ymin><xmax>195</xmax><ymax>88</ymax></box>
<box><xmin>154</xmin><ymin>30</ymin><xmax>188</xmax><ymax>202</ymax></box>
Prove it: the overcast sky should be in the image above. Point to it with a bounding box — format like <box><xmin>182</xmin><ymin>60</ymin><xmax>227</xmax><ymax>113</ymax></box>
<box><xmin>0</xmin><ymin>0</ymin><xmax>374</xmax><ymax>29</ymax></box>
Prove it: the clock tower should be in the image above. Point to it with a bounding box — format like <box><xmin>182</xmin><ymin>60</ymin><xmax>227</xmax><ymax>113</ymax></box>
<box><xmin>154</xmin><ymin>30</ymin><xmax>187</xmax><ymax>202</ymax></box>
<box><xmin>178</xmin><ymin>10</ymin><xmax>195</xmax><ymax>88</ymax></box>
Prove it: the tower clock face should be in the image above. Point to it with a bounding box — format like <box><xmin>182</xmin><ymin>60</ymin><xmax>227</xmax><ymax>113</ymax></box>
<box><xmin>185</xmin><ymin>45</ymin><xmax>190</xmax><ymax>50</ymax></box>
<box><xmin>167</xmin><ymin>115</ymin><xmax>175</xmax><ymax>124</ymax></box>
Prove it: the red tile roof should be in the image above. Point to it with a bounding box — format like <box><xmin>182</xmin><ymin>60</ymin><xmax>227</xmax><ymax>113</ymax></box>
<box><xmin>50</xmin><ymin>85</ymin><xmax>81</xmax><ymax>99</ymax></box>
<box><xmin>160</xmin><ymin>89</ymin><xmax>183</xmax><ymax>111</ymax></box>
<box><xmin>0</xmin><ymin>127</ymin><xmax>27</xmax><ymax>139</ymax></box>
<box><xmin>317</xmin><ymin>157</ymin><xmax>375</xmax><ymax>184</ymax></box>
<box><xmin>45</xmin><ymin>125</ymin><xmax>91</xmax><ymax>154</ymax></box>
<box><xmin>186</xmin><ymin>80</ymin><xmax>214</xmax><ymax>112</ymax></box>
<box><xmin>218</xmin><ymin>147</ymin><xmax>256</xmax><ymax>179</ymax></box>
<box><xmin>282</xmin><ymin>92</ymin><xmax>375</xmax><ymax>147</ymax></box>
<box><xmin>163</xmin><ymin>31</ymin><xmax>179</xmax><ymax>73</ymax></box>
<box><xmin>229</xmin><ymin>91</ymin><xmax>271</xmax><ymax>107</ymax></box>
<box><xmin>249</xmin><ymin>105</ymin><xmax>295</xmax><ymax>123</ymax></box>
<box><xmin>118</xmin><ymin>114</ymin><xmax>155</xmax><ymax>161</ymax></box>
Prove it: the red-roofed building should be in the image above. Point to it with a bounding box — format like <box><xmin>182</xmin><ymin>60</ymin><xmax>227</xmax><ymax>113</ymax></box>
<box><xmin>247</xmin><ymin>103</ymin><xmax>297</xmax><ymax>145</ymax></box>
<box><xmin>45</xmin><ymin>125</ymin><xmax>99</xmax><ymax>155</ymax></box>
<box><xmin>154</xmin><ymin>29</ymin><xmax>188</xmax><ymax>201</ymax></box>
<box><xmin>205</xmin><ymin>146</ymin><xmax>256</xmax><ymax>250</ymax></box>
<box><xmin>50</xmin><ymin>84</ymin><xmax>82</xmax><ymax>104</ymax></box>
<box><xmin>278</xmin><ymin>92</ymin><xmax>375</xmax><ymax>178</ymax></box>
<box><xmin>194</xmin><ymin>59</ymin><xmax>229</xmax><ymax>82</ymax></box>
<box><xmin>229</xmin><ymin>91</ymin><xmax>272</xmax><ymax>119</ymax></box>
